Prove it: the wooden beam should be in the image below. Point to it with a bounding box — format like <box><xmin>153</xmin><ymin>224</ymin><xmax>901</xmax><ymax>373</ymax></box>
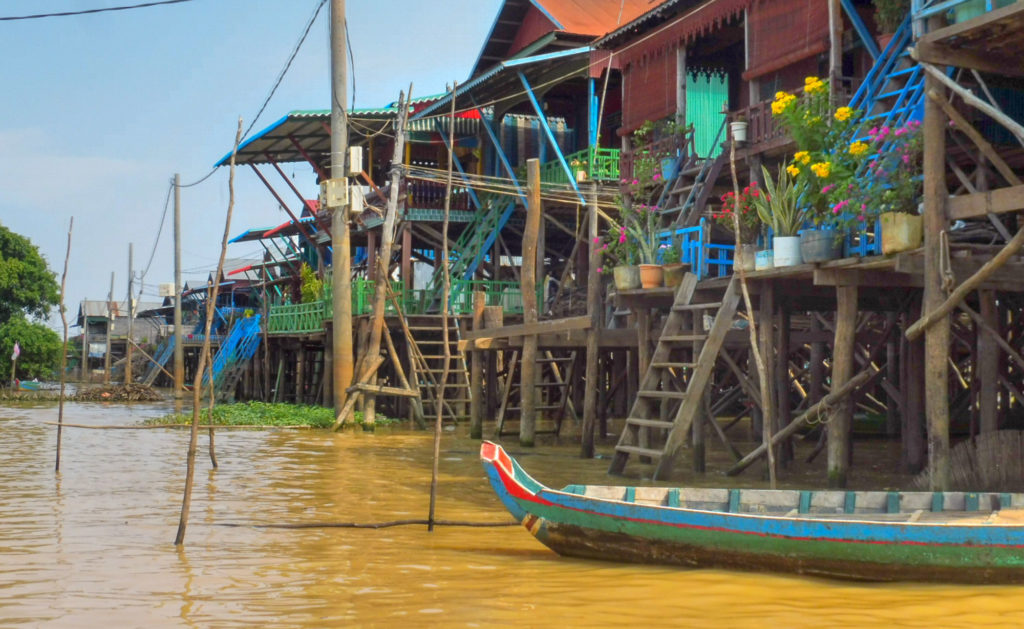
<box><xmin>470</xmin><ymin>291</ymin><xmax>486</xmax><ymax>439</ymax></box>
<box><xmin>813</xmin><ymin>268</ymin><xmax>921</xmax><ymax>287</ymax></box>
<box><xmin>462</xmin><ymin>316</ymin><xmax>592</xmax><ymax>342</ymax></box>
<box><xmin>977</xmin><ymin>290</ymin><xmax>999</xmax><ymax>433</ymax></box>
<box><xmin>947</xmin><ymin>184</ymin><xmax>1024</xmax><ymax>220</ymax></box>
<box><xmin>351</xmin><ymin>382</ymin><xmax>420</xmax><ymax>398</ymax></box>
<box><xmin>919</xmin><ymin>62</ymin><xmax>1024</xmax><ymax>144</ymax></box>
<box><xmin>828</xmin><ymin>285</ymin><xmax>856</xmax><ymax>488</ymax></box>
<box><xmin>582</xmin><ymin>182</ymin><xmax>601</xmax><ymax>458</ymax></box>
<box><xmin>927</xmin><ymin>89</ymin><xmax>1022</xmax><ymax>188</ymax></box>
<box><xmin>520</xmin><ymin>158</ymin><xmax>541</xmax><ymax>447</ymax></box>
<box><xmin>914</xmin><ymin>40</ymin><xmax>1022</xmax><ymax>77</ymax></box>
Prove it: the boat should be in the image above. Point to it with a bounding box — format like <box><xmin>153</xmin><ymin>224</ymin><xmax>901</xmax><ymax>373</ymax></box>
<box><xmin>15</xmin><ymin>380</ymin><xmax>40</xmax><ymax>391</ymax></box>
<box><xmin>480</xmin><ymin>441</ymin><xmax>1024</xmax><ymax>583</ymax></box>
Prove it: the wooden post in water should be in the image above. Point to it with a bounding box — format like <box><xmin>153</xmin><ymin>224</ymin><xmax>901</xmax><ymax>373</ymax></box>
<box><xmin>330</xmin><ymin>0</ymin><xmax>353</xmax><ymax>418</ymax></box>
<box><xmin>175</xmin><ymin>118</ymin><xmax>242</xmax><ymax>546</ymax></box>
<box><xmin>104</xmin><ymin>272</ymin><xmax>114</xmax><ymax>384</ymax></box>
<box><xmin>56</xmin><ymin>217</ymin><xmax>73</xmax><ymax>471</ymax></box>
<box><xmin>519</xmin><ymin>158</ymin><xmax>542</xmax><ymax>447</ymax></box>
<box><xmin>922</xmin><ymin>72</ymin><xmax>951</xmax><ymax>490</ymax></box>
<box><xmin>125</xmin><ymin>243</ymin><xmax>134</xmax><ymax>384</ymax></box>
<box><xmin>173</xmin><ymin>173</ymin><xmax>184</xmax><ymax>409</ymax></box>
<box><xmin>828</xmin><ymin>284</ymin><xmax>857</xmax><ymax>488</ymax></box>
<box><xmin>581</xmin><ymin>183</ymin><xmax>601</xmax><ymax>458</ymax></box>
<box><xmin>978</xmin><ymin>289</ymin><xmax>998</xmax><ymax>433</ymax></box>
<box><xmin>470</xmin><ymin>291</ymin><xmax>486</xmax><ymax>439</ymax></box>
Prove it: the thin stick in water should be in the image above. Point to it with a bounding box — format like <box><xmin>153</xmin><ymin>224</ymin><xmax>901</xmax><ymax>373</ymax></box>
<box><xmin>55</xmin><ymin>217</ymin><xmax>73</xmax><ymax>472</ymax></box>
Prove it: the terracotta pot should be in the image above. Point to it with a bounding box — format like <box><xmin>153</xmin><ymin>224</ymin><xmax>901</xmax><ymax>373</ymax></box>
<box><xmin>662</xmin><ymin>263</ymin><xmax>688</xmax><ymax>288</ymax></box>
<box><xmin>638</xmin><ymin>263</ymin><xmax>664</xmax><ymax>288</ymax></box>
<box><xmin>880</xmin><ymin>212</ymin><xmax>923</xmax><ymax>255</ymax></box>
<box><xmin>734</xmin><ymin>244</ymin><xmax>757</xmax><ymax>272</ymax></box>
<box><xmin>612</xmin><ymin>265</ymin><xmax>641</xmax><ymax>290</ymax></box>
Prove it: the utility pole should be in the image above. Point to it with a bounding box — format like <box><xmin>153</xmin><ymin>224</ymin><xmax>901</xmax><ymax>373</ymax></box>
<box><xmin>330</xmin><ymin>0</ymin><xmax>353</xmax><ymax>416</ymax></box>
<box><xmin>105</xmin><ymin>271</ymin><xmax>114</xmax><ymax>384</ymax></box>
<box><xmin>173</xmin><ymin>174</ymin><xmax>184</xmax><ymax>405</ymax></box>
<box><xmin>126</xmin><ymin>242</ymin><xmax>134</xmax><ymax>384</ymax></box>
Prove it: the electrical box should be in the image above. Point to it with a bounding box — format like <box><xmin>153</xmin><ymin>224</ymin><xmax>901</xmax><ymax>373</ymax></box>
<box><xmin>348</xmin><ymin>146</ymin><xmax>363</xmax><ymax>176</ymax></box>
<box><xmin>319</xmin><ymin>178</ymin><xmax>349</xmax><ymax>210</ymax></box>
<box><xmin>158</xmin><ymin>282</ymin><xmax>175</xmax><ymax>297</ymax></box>
<box><xmin>349</xmin><ymin>186</ymin><xmax>365</xmax><ymax>214</ymax></box>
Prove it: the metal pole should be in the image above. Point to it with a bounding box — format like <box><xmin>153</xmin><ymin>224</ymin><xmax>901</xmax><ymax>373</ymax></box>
<box><xmin>126</xmin><ymin>242</ymin><xmax>134</xmax><ymax>384</ymax></box>
<box><xmin>330</xmin><ymin>0</ymin><xmax>353</xmax><ymax>415</ymax></box>
<box><xmin>105</xmin><ymin>271</ymin><xmax>114</xmax><ymax>384</ymax></box>
<box><xmin>174</xmin><ymin>174</ymin><xmax>184</xmax><ymax>405</ymax></box>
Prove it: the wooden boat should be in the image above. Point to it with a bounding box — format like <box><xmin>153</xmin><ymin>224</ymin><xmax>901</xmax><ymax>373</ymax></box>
<box><xmin>481</xmin><ymin>441</ymin><xmax>1024</xmax><ymax>583</ymax></box>
<box><xmin>16</xmin><ymin>380</ymin><xmax>40</xmax><ymax>391</ymax></box>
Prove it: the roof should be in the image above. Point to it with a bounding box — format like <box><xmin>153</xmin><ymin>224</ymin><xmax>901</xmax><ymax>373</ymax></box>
<box><xmin>472</xmin><ymin>0</ymin><xmax>654</xmax><ymax>76</ymax></box>
<box><xmin>77</xmin><ymin>299</ymin><xmax>163</xmax><ymax>324</ymax></box>
<box><xmin>594</xmin><ymin>0</ymin><xmax>749</xmax><ymax>50</ymax></box>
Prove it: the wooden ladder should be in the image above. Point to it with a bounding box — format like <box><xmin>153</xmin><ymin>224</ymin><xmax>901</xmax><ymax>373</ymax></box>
<box><xmin>495</xmin><ymin>349</ymin><xmax>578</xmax><ymax>437</ymax></box>
<box><xmin>407</xmin><ymin>315</ymin><xmax>471</xmax><ymax>422</ymax></box>
<box><xmin>608</xmin><ymin>274</ymin><xmax>740</xmax><ymax>479</ymax></box>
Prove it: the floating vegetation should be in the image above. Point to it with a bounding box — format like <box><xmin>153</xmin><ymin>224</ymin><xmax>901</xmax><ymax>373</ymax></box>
<box><xmin>76</xmin><ymin>384</ymin><xmax>163</xmax><ymax>402</ymax></box>
<box><xmin>145</xmin><ymin>401</ymin><xmax>398</xmax><ymax>429</ymax></box>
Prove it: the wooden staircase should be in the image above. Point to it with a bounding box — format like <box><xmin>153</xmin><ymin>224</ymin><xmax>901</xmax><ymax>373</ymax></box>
<box><xmin>406</xmin><ymin>315</ymin><xmax>472</xmax><ymax>422</ymax></box>
<box><xmin>608</xmin><ymin>274</ymin><xmax>740</xmax><ymax>479</ymax></box>
<box><xmin>662</xmin><ymin>153</ymin><xmax>728</xmax><ymax>228</ymax></box>
<box><xmin>495</xmin><ymin>350</ymin><xmax>578</xmax><ymax>437</ymax></box>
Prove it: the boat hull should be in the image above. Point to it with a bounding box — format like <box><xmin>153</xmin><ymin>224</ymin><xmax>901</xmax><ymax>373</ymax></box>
<box><xmin>481</xmin><ymin>442</ymin><xmax>1024</xmax><ymax>583</ymax></box>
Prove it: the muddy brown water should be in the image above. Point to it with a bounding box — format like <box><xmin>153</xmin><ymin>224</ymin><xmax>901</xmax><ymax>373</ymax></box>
<box><xmin>2</xmin><ymin>401</ymin><xmax>1023</xmax><ymax>627</ymax></box>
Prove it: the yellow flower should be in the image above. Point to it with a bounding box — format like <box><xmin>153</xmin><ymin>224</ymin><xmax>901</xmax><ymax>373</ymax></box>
<box><xmin>848</xmin><ymin>141</ymin><xmax>868</xmax><ymax>156</ymax></box>
<box><xmin>834</xmin><ymin>106</ymin><xmax>853</xmax><ymax>122</ymax></box>
<box><xmin>786</xmin><ymin>164</ymin><xmax>801</xmax><ymax>177</ymax></box>
<box><xmin>804</xmin><ymin>76</ymin><xmax>820</xmax><ymax>86</ymax></box>
<box><xmin>805</xmin><ymin>79</ymin><xmax>826</xmax><ymax>95</ymax></box>
<box><xmin>794</xmin><ymin>151</ymin><xmax>811</xmax><ymax>164</ymax></box>
<box><xmin>810</xmin><ymin>162</ymin><xmax>831</xmax><ymax>178</ymax></box>
<box><xmin>771</xmin><ymin>92</ymin><xmax>796</xmax><ymax>116</ymax></box>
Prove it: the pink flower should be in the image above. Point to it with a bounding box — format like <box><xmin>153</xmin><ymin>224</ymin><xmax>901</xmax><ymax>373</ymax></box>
<box><xmin>596</xmin><ymin>267</ymin><xmax>603</xmax><ymax>273</ymax></box>
<box><xmin>821</xmin><ymin>184</ymin><xmax>835</xmax><ymax>194</ymax></box>
<box><xmin>652</xmin><ymin>173</ymin><xmax>661</xmax><ymax>180</ymax></box>
<box><xmin>631</xmin><ymin>179</ymin><xmax>639</xmax><ymax>185</ymax></box>
<box><xmin>593</xmin><ymin>237</ymin><xmax>600</xmax><ymax>244</ymax></box>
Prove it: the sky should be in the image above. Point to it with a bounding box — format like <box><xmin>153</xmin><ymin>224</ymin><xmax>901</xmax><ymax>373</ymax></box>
<box><xmin>0</xmin><ymin>0</ymin><xmax>500</xmax><ymax>327</ymax></box>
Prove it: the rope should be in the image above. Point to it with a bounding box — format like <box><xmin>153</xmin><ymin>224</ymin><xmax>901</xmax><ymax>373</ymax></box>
<box><xmin>214</xmin><ymin>519</ymin><xmax>519</xmax><ymax>529</ymax></box>
<box><xmin>939</xmin><ymin>229</ymin><xmax>956</xmax><ymax>293</ymax></box>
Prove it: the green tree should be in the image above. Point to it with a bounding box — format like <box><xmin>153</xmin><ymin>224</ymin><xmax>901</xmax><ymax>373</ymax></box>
<box><xmin>0</xmin><ymin>223</ymin><xmax>59</xmax><ymax>324</ymax></box>
<box><xmin>0</xmin><ymin>315</ymin><xmax>62</xmax><ymax>381</ymax></box>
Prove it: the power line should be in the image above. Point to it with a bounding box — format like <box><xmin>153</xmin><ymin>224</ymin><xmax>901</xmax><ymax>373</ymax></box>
<box><xmin>0</xmin><ymin>0</ymin><xmax>194</xmax><ymax>21</ymax></box>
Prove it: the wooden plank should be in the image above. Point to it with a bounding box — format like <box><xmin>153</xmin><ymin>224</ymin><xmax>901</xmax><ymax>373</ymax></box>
<box><xmin>914</xmin><ymin>40</ymin><xmax>1021</xmax><ymax>77</ymax></box>
<box><xmin>462</xmin><ymin>316</ymin><xmax>592</xmax><ymax>341</ymax></box>
<box><xmin>813</xmin><ymin>268</ymin><xmax>922</xmax><ymax>288</ymax></box>
<box><xmin>352</xmin><ymin>383</ymin><xmax>420</xmax><ymax>398</ymax></box>
<box><xmin>947</xmin><ymin>185</ymin><xmax>1024</xmax><ymax>220</ymax></box>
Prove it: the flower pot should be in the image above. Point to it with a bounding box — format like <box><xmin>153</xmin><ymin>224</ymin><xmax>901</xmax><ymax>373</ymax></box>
<box><xmin>876</xmin><ymin>32</ymin><xmax>895</xmax><ymax>52</ymax></box>
<box><xmin>755</xmin><ymin>249</ymin><xmax>774</xmax><ymax>271</ymax></box>
<box><xmin>734</xmin><ymin>243</ymin><xmax>757</xmax><ymax>272</ymax></box>
<box><xmin>575</xmin><ymin>169</ymin><xmax>588</xmax><ymax>183</ymax></box>
<box><xmin>638</xmin><ymin>263</ymin><xmax>664</xmax><ymax>288</ymax></box>
<box><xmin>880</xmin><ymin>212</ymin><xmax>923</xmax><ymax>255</ymax></box>
<box><xmin>799</xmin><ymin>228</ymin><xmax>842</xmax><ymax>263</ymax></box>
<box><xmin>772</xmin><ymin>235</ymin><xmax>803</xmax><ymax>267</ymax></box>
<box><xmin>612</xmin><ymin>265</ymin><xmax>641</xmax><ymax>290</ymax></box>
<box><xmin>662</xmin><ymin>263</ymin><xmax>688</xmax><ymax>288</ymax></box>
<box><xmin>660</xmin><ymin>157</ymin><xmax>680</xmax><ymax>182</ymax></box>
<box><xmin>730</xmin><ymin>121</ymin><xmax>748</xmax><ymax>143</ymax></box>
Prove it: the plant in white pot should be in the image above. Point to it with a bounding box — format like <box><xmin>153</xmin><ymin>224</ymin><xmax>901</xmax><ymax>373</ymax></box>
<box><xmin>752</xmin><ymin>165</ymin><xmax>808</xmax><ymax>267</ymax></box>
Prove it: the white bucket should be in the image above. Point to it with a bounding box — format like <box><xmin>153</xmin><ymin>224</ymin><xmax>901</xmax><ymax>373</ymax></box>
<box><xmin>730</xmin><ymin>121</ymin><xmax>748</xmax><ymax>143</ymax></box>
<box><xmin>773</xmin><ymin>235</ymin><xmax>803</xmax><ymax>267</ymax></box>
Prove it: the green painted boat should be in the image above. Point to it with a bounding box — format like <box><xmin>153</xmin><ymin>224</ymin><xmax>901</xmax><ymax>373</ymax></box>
<box><xmin>481</xmin><ymin>441</ymin><xmax>1024</xmax><ymax>583</ymax></box>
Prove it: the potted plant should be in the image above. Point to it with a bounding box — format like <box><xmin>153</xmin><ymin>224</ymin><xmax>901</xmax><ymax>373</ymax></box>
<box><xmin>623</xmin><ymin>203</ymin><xmax>665</xmax><ymax>288</ymax></box>
<box><xmin>601</xmin><ymin>224</ymin><xmax>641</xmax><ymax>290</ymax></box>
<box><xmin>873</xmin><ymin>0</ymin><xmax>909</xmax><ymax>45</ymax></box>
<box><xmin>751</xmin><ymin>165</ymin><xmax>809</xmax><ymax>267</ymax></box>
<box><xmin>659</xmin><ymin>242</ymin><xmax>687</xmax><ymax>287</ymax></box>
<box><xmin>714</xmin><ymin>184</ymin><xmax>762</xmax><ymax>271</ymax></box>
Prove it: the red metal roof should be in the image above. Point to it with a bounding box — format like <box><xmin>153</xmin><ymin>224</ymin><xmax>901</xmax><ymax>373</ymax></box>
<box><xmin>541</xmin><ymin>0</ymin><xmax>657</xmax><ymax>36</ymax></box>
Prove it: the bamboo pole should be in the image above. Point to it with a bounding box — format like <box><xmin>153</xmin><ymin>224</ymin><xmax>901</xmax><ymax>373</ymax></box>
<box><xmin>429</xmin><ymin>80</ymin><xmax>457</xmax><ymax>533</ymax></box>
<box><xmin>728</xmin><ymin>135</ymin><xmax>776</xmax><ymax>487</ymax></box>
<box><xmin>55</xmin><ymin>217</ymin><xmax>73</xmax><ymax>472</ymax></box>
<box><xmin>175</xmin><ymin>117</ymin><xmax>242</xmax><ymax>546</ymax></box>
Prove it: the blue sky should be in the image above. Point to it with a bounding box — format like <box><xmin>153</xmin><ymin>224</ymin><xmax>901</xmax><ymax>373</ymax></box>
<box><xmin>0</xmin><ymin>0</ymin><xmax>499</xmax><ymax>325</ymax></box>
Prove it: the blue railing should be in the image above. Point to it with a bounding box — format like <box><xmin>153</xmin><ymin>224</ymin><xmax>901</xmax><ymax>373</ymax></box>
<box><xmin>913</xmin><ymin>0</ymin><xmax>1014</xmax><ymax>33</ymax></box>
<box><xmin>656</xmin><ymin>218</ymin><xmax>736</xmax><ymax>280</ymax></box>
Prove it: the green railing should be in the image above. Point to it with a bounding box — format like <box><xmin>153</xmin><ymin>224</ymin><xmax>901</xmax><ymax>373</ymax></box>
<box><xmin>539</xmin><ymin>146</ymin><xmax>621</xmax><ymax>185</ymax></box>
<box><xmin>267</xmin><ymin>301</ymin><xmax>328</xmax><ymax>335</ymax></box>
<box><xmin>449</xmin><ymin>280</ymin><xmax>542</xmax><ymax>315</ymax></box>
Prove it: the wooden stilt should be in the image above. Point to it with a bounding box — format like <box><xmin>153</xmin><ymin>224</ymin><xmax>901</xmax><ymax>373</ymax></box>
<box><xmin>519</xmin><ymin>159</ymin><xmax>541</xmax><ymax>447</ymax></box>
<box><xmin>470</xmin><ymin>292</ymin><xmax>486</xmax><ymax>439</ymax></box>
<box><xmin>582</xmin><ymin>183</ymin><xmax>601</xmax><ymax>458</ymax></box>
<box><xmin>978</xmin><ymin>290</ymin><xmax>999</xmax><ymax>433</ymax></box>
<box><xmin>828</xmin><ymin>285</ymin><xmax>857</xmax><ymax>489</ymax></box>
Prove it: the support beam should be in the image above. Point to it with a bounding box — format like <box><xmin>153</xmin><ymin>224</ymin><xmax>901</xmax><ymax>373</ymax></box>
<box><xmin>978</xmin><ymin>290</ymin><xmax>999</xmax><ymax>433</ymax></box>
<box><xmin>517</xmin><ymin>71</ymin><xmax>586</xmax><ymax>205</ymax></box>
<box><xmin>470</xmin><ymin>291</ymin><xmax>486</xmax><ymax>439</ymax></box>
<box><xmin>581</xmin><ymin>182</ymin><xmax>601</xmax><ymax>458</ymax></box>
<box><xmin>519</xmin><ymin>159</ymin><xmax>542</xmax><ymax>447</ymax></box>
<box><xmin>828</xmin><ymin>285</ymin><xmax>857</xmax><ymax>488</ymax></box>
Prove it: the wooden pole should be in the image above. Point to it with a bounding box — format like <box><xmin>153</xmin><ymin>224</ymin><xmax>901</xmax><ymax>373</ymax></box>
<box><xmin>470</xmin><ymin>290</ymin><xmax>486</xmax><ymax>439</ymax></box>
<box><xmin>828</xmin><ymin>285</ymin><xmax>857</xmax><ymax>488</ymax></box>
<box><xmin>104</xmin><ymin>272</ymin><xmax>113</xmax><ymax>384</ymax></box>
<box><xmin>56</xmin><ymin>217</ymin><xmax>73</xmax><ymax>472</ymax></box>
<box><xmin>582</xmin><ymin>185</ymin><xmax>601</xmax><ymax>458</ymax></box>
<box><xmin>520</xmin><ymin>158</ymin><xmax>541</xmax><ymax>447</ymax></box>
<box><xmin>330</xmin><ymin>0</ymin><xmax>353</xmax><ymax>418</ymax></box>
<box><xmin>978</xmin><ymin>290</ymin><xmax>999</xmax><ymax>433</ymax></box>
<box><xmin>175</xmin><ymin>117</ymin><xmax>243</xmax><ymax>546</ymax></box>
<box><xmin>125</xmin><ymin>242</ymin><xmax>134</xmax><ymax>384</ymax></box>
<box><xmin>351</xmin><ymin>88</ymin><xmax>411</xmax><ymax>427</ymax></box>
<box><xmin>429</xmin><ymin>81</ymin><xmax>457</xmax><ymax>533</ymax></box>
<box><xmin>922</xmin><ymin>72</ymin><xmax>951</xmax><ymax>491</ymax></box>
<box><xmin>173</xmin><ymin>173</ymin><xmax>184</xmax><ymax>408</ymax></box>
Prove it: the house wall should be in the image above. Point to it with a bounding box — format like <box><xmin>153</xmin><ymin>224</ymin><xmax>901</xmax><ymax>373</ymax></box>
<box><xmin>508</xmin><ymin>6</ymin><xmax>557</xmax><ymax>58</ymax></box>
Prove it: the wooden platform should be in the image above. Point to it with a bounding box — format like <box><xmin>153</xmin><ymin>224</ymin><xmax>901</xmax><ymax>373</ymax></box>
<box><xmin>915</xmin><ymin>3</ymin><xmax>1024</xmax><ymax>77</ymax></box>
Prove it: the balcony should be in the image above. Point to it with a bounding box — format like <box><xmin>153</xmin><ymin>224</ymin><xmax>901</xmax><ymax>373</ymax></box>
<box><xmin>539</xmin><ymin>146</ymin><xmax>621</xmax><ymax>185</ymax></box>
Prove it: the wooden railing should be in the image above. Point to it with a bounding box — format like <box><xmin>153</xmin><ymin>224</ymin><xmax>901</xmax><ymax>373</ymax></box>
<box><xmin>407</xmin><ymin>180</ymin><xmax>473</xmax><ymax>211</ymax></box>
<box><xmin>620</xmin><ymin>135</ymin><xmax>686</xmax><ymax>183</ymax></box>
<box><xmin>728</xmin><ymin>79</ymin><xmax>858</xmax><ymax>150</ymax></box>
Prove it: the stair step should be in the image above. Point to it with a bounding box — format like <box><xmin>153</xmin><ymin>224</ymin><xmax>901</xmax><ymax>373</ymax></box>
<box><xmin>637</xmin><ymin>389</ymin><xmax>687</xmax><ymax>400</ymax></box>
<box><xmin>626</xmin><ymin>418</ymin><xmax>675</xmax><ymax>429</ymax></box>
<box><xmin>660</xmin><ymin>334</ymin><xmax>708</xmax><ymax>342</ymax></box>
<box><xmin>615</xmin><ymin>445</ymin><xmax>664</xmax><ymax>458</ymax></box>
<box><xmin>508</xmin><ymin>404</ymin><xmax>565</xmax><ymax>411</ymax></box>
<box><xmin>650</xmin><ymin>361</ymin><xmax>695</xmax><ymax>370</ymax></box>
<box><xmin>672</xmin><ymin>302</ymin><xmax>723</xmax><ymax>312</ymax></box>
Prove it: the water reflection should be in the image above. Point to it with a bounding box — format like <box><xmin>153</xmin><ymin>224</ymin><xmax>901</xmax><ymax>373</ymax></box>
<box><xmin>1</xmin><ymin>401</ymin><xmax>1023</xmax><ymax>627</ymax></box>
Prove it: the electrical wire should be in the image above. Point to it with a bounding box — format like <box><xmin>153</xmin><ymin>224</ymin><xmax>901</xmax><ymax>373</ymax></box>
<box><xmin>0</xmin><ymin>0</ymin><xmax>193</xmax><ymax>21</ymax></box>
<box><xmin>139</xmin><ymin>181</ymin><xmax>174</xmax><ymax>282</ymax></box>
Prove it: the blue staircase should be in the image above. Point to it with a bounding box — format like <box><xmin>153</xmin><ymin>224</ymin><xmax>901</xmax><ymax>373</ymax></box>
<box><xmin>141</xmin><ymin>335</ymin><xmax>175</xmax><ymax>386</ymax></box>
<box><xmin>202</xmin><ymin>314</ymin><xmax>262</xmax><ymax>401</ymax></box>
<box><xmin>849</xmin><ymin>15</ymin><xmax>924</xmax><ymax>135</ymax></box>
